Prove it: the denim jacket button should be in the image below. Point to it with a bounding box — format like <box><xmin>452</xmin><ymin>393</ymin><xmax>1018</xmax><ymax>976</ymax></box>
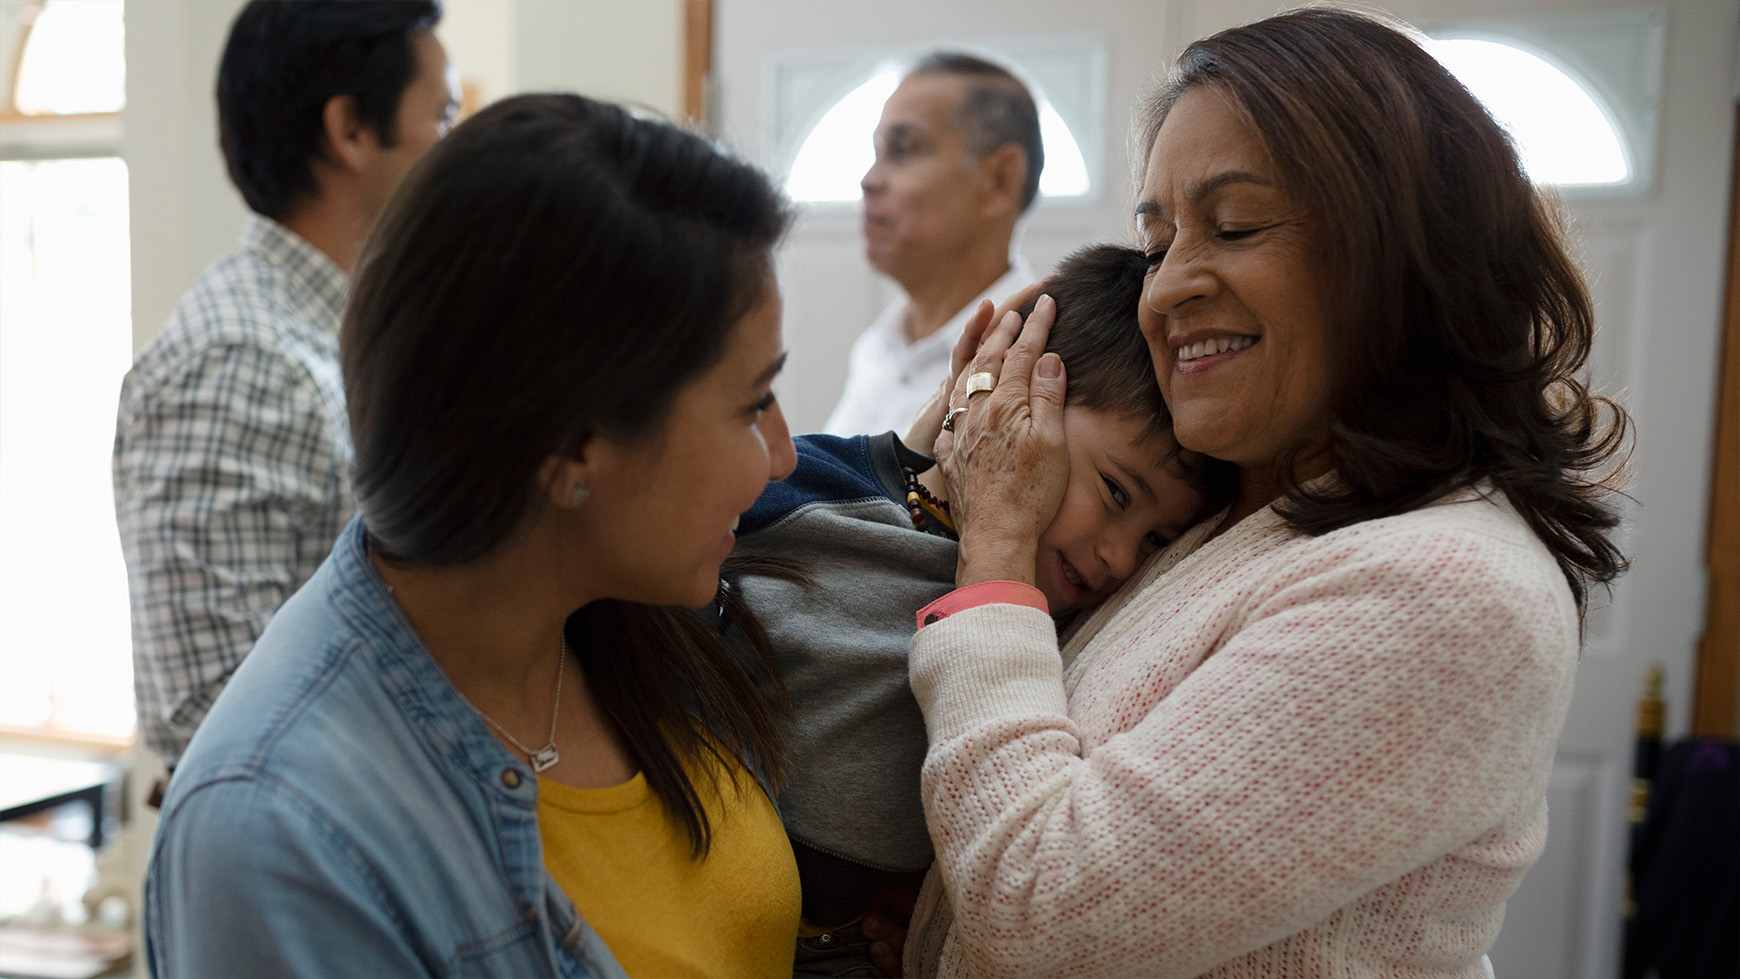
<box><xmin>526</xmin><ymin>903</ymin><xmax>539</xmax><ymax>922</ymax></box>
<box><xmin>501</xmin><ymin>768</ymin><xmax>522</xmax><ymax>788</ymax></box>
<box><xmin>817</xmin><ymin>931</ymin><xmax>836</xmax><ymax>947</ymax></box>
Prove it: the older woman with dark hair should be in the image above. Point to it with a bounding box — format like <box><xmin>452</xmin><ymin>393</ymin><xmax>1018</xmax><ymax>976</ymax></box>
<box><xmin>906</xmin><ymin>8</ymin><xmax>1629</xmax><ymax>977</ymax></box>
<box><xmin>146</xmin><ymin>94</ymin><xmax>800</xmax><ymax>977</ymax></box>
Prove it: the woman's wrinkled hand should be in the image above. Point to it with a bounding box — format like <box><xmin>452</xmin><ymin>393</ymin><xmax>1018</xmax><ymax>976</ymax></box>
<box><xmin>936</xmin><ymin>294</ymin><xmax>1068</xmax><ymax>591</ymax></box>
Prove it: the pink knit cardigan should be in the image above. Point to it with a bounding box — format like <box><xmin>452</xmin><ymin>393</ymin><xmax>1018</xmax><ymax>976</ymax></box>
<box><xmin>905</xmin><ymin>489</ymin><xmax>1578</xmax><ymax>978</ymax></box>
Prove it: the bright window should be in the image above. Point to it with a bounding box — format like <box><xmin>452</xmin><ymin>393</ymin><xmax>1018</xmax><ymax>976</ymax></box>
<box><xmin>0</xmin><ymin>0</ymin><xmax>134</xmax><ymax>741</ymax></box>
<box><xmin>785</xmin><ymin>66</ymin><xmax>1091</xmax><ymax>203</ymax></box>
<box><xmin>0</xmin><ymin>159</ymin><xmax>134</xmax><ymax>739</ymax></box>
<box><xmin>11</xmin><ymin>0</ymin><xmax>125</xmax><ymax>116</ymax></box>
<box><xmin>1425</xmin><ymin>36</ymin><xmax>1628</xmax><ymax>186</ymax></box>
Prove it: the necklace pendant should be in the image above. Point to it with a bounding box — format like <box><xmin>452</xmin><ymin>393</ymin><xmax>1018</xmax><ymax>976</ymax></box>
<box><xmin>528</xmin><ymin>746</ymin><xmax>560</xmax><ymax>772</ymax></box>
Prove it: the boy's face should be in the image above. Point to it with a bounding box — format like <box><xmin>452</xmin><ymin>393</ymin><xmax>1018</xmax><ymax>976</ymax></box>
<box><xmin>1034</xmin><ymin>407</ymin><xmax>1208</xmax><ymax>613</ymax></box>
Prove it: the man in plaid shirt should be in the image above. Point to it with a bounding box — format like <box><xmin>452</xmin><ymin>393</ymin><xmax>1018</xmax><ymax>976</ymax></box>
<box><xmin>114</xmin><ymin>0</ymin><xmax>457</xmax><ymax>767</ymax></box>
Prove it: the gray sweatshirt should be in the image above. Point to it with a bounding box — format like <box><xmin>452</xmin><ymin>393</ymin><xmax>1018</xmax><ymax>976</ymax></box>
<box><xmin>725</xmin><ymin>432</ymin><xmax>957</xmax><ymax>925</ymax></box>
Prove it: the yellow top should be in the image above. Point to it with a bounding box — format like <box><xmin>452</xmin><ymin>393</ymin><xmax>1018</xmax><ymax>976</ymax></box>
<box><xmin>538</xmin><ymin>750</ymin><xmax>800</xmax><ymax>979</ymax></box>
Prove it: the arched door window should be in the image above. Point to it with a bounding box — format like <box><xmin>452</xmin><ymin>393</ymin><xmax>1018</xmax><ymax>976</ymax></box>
<box><xmin>8</xmin><ymin>0</ymin><xmax>124</xmax><ymax>116</ymax></box>
<box><xmin>767</xmin><ymin>38</ymin><xmax>1106</xmax><ymax>208</ymax></box>
<box><xmin>1425</xmin><ymin>36</ymin><xmax>1629</xmax><ymax>187</ymax></box>
<box><xmin>785</xmin><ymin>64</ymin><xmax>1091</xmax><ymax>203</ymax></box>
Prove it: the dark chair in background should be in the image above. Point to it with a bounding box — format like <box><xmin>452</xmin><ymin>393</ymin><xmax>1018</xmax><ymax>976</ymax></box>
<box><xmin>1623</xmin><ymin>738</ymin><xmax>1740</xmax><ymax>979</ymax></box>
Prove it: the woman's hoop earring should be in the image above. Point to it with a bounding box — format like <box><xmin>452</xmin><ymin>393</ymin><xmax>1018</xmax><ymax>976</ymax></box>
<box><xmin>568</xmin><ymin>482</ymin><xmax>590</xmax><ymax>508</ymax></box>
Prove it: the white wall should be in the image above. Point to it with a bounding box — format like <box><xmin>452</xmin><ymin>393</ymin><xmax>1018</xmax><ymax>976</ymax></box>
<box><xmin>438</xmin><ymin>0</ymin><xmax>516</xmax><ymax>110</ymax></box>
<box><xmin>123</xmin><ymin>0</ymin><xmax>248</xmax><ymax>352</ymax></box>
<box><xmin>511</xmin><ymin>0</ymin><xmax>680</xmax><ymax>115</ymax></box>
<box><xmin>122</xmin><ymin>0</ymin><xmax>684</xmax><ymax>352</ymax></box>
<box><xmin>439</xmin><ymin>0</ymin><xmax>684</xmax><ymax>115</ymax></box>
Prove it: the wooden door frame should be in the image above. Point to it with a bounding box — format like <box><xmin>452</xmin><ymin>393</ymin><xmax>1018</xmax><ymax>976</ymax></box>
<box><xmin>1692</xmin><ymin>102</ymin><xmax>1740</xmax><ymax>738</ymax></box>
<box><xmin>683</xmin><ymin>0</ymin><xmax>714</xmax><ymax>131</ymax></box>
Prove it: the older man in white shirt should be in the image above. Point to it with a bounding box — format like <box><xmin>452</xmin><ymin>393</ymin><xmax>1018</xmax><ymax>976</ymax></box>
<box><xmin>824</xmin><ymin>52</ymin><xmax>1043</xmax><ymax>436</ymax></box>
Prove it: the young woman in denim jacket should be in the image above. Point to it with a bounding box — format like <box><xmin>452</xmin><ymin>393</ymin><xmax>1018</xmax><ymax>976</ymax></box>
<box><xmin>146</xmin><ymin>94</ymin><xmax>804</xmax><ymax>978</ymax></box>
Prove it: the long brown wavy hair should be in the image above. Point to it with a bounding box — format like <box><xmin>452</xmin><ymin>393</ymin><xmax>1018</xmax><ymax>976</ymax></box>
<box><xmin>1138</xmin><ymin>7</ymin><xmax>1631</xmax><ymax>608</ymax></box>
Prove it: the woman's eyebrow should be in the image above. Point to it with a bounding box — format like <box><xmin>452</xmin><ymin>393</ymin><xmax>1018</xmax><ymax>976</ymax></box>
<box><xmin>1189</xmin><ymin>170</ymin><xmax>1274</xmax><ymax>202</ymax></box>
<box><xmin>754</xmin><ymin>352</ymin><xmax>789</xmax><ymax>387</ymax></box>
<box><xmin>1135</xmin><ymin>170</ymin><xmax>1276</xmax><ymax>220</ymax></box>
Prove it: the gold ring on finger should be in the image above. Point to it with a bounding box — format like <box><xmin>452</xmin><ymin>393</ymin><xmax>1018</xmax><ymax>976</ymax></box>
<box><xmin>965</xmin><ymin>372</ymin><xmax>997</xmax><ymax>397</ymax></box>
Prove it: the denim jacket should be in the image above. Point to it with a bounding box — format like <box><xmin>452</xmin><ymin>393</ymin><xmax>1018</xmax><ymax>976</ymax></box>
<box><xmin>145</xmin><ymin>517</ymin><xmax>626</xmax><ymax>978</ymax></box>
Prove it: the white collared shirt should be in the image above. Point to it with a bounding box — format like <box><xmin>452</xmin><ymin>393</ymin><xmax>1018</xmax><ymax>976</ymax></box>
<box><xmin>824</xmin><ymin>258</ymin><xmax>1036</xmax><ymax>436</ymax></box>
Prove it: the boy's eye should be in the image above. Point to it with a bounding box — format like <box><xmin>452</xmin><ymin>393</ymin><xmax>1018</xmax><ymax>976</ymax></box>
<box><xmin>1144</xmin><ymin>530</ymin><xmax>1172</xmax><ymax>552</ymax></box>
<box><xmin>1101</xmin><ymin>474</ymin><xmax>1130</xmax><ymax>508</ymax></box>
<box><xmin>749</xmin><ymin>392</ymin><xmax>777</xmax><ymax>416</ymax></box>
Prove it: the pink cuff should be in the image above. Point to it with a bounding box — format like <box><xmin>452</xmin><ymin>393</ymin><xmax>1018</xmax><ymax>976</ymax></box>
<box><xmin>916</xmin><ymin>581</ymin><xmax>1049</xmax><ymax>629</ymax></box>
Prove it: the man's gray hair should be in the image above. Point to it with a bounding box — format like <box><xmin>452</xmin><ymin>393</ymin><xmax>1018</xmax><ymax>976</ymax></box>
<box><xmin>908</xmin><ymin>51</ymin><xmax>1045</xmax><ymax>212</ymax></box>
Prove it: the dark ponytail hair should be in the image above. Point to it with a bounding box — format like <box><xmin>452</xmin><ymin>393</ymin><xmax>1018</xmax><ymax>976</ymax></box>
<box><xmin>1139</xmin><ymin>8</ymin><xmax>1630</xmax><ymax>608</ymax></box>
<box><xmin>343</xmin><ymin>94</ymin><xmax>794</xmax><ymax>854</ymax></box>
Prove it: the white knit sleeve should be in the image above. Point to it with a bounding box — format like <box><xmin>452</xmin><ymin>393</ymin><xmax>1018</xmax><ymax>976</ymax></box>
<box><xmin>908</xmin><ymin>522</ymin><xmax>1577</xmax><ymax>978</ymax></box>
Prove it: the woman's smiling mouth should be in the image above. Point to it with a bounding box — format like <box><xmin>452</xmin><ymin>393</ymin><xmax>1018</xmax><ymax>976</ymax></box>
<box><xmin>1177</xmin><ymin>334</ymin><xmax>1257</xmax><ymax>363</ymax></box>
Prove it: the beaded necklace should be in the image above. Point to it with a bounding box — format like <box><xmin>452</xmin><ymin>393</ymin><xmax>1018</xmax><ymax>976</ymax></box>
<box><xmin>902</xmin><ymin>467</ymin><xmax>958</xmax><ymax>539</ymax></box>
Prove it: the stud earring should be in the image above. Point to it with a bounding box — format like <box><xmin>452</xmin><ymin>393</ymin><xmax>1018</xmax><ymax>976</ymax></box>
<box><xmin>568</xmin><ymin>482</ymin><xmax>590</xmax><ymax>508</ymax></box>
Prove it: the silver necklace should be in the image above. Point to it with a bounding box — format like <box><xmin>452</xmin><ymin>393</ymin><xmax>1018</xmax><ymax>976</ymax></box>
<box><xmin>455</xmin><ymin>636</ymin><xmax>567</xmax><ymax>773</ymax></box>
<box><xmin>367</xmin><ymin>541</ymin><xmax>566</xmax><ymax>773</ymax></box>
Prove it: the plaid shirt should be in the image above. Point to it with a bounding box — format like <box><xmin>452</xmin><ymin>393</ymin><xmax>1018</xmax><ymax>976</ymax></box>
<box><xmin>114</xmin><ymin>215</ymin><xmax>353</xmax><ymax>765</ymax></box>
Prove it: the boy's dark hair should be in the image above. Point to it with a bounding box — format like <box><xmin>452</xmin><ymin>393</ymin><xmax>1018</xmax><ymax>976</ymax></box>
<box><xmin>1022</xmin><ymin>243</ymin><xmax>1237</xmax><ymax>508</ymax></box>
<box><xmin>217</xmin><ymin>0</ymin><xmax>442</xmax><ymax>219</ymax></box>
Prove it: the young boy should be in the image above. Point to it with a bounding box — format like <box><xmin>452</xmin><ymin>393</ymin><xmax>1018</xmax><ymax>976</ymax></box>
<box><xmin>724</xmin><ymin>245</ymin><xmax>1235</xmax><ymax>975</ymax></box>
